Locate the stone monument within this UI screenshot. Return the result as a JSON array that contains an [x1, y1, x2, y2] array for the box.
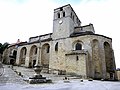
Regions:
[[29, 64, 52, 84]]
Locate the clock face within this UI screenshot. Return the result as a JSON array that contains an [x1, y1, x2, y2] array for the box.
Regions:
[[59, 20, 63, 24]]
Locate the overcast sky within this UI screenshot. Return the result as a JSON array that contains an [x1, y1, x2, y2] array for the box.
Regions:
[[0, 0, 120, 68]]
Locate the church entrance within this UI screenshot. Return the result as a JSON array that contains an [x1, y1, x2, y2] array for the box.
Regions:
[[110, 72, 114, 80], [10, 59, 15, 65]]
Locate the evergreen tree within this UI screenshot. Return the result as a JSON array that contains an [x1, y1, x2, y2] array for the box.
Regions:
[[0, 42, 9, 54]]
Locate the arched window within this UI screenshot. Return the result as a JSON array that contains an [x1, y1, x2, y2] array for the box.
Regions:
[[24, 48, 27, 55], [73, 15, 74, 21], [13, 50, 17, 59], [13, 50, 17, 56], [35, 47, 37, 54], [63, 11, 65, 17], [47, 45, 50, 53], [55, 42, 58, 51], [71, 12, 72, 18], [75, 43, 82, 50], [57, 13, 60, 18]]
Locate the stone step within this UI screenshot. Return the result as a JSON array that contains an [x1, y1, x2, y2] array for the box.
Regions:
[[41, 68, 49, 73], [0, 65, 28, 85]]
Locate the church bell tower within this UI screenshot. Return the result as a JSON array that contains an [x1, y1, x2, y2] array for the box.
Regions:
[[52, 4, 81, 39]]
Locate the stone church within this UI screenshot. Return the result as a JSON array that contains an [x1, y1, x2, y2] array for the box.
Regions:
[[2, 4, 117, 80]]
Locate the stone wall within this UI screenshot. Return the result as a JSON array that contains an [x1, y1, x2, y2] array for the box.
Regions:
[[65, 50, 88, 77], [2, 46, 17, 64], [14, 33, 116, 80], [117, 71, 120, 80], [49, 34, 116, 79]]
